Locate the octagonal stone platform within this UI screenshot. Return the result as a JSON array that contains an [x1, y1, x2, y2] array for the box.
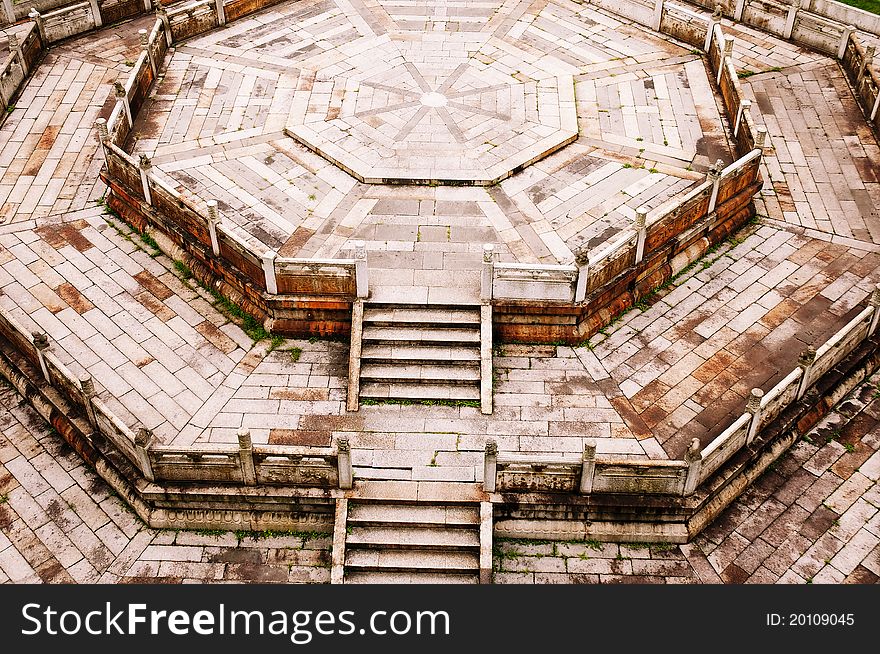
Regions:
[[283, 36, 578, 185]]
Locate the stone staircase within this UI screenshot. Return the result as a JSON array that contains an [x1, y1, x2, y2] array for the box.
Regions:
[[347, 301, 492, 413], [338, 499, 487, 583]]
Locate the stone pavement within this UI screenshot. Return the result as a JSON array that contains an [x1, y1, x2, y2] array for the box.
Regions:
[[130, 0, 724, 284], [493, 372, 880, 584], [0, 380, 330, 583], [0, 1, 879, 583]]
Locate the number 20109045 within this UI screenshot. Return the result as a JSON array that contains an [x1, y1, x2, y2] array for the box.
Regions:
[[766, 614, 855, 626]]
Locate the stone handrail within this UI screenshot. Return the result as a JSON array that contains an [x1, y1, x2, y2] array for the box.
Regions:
[[484, 285, 880, 496], [0, 304, 353, 489]]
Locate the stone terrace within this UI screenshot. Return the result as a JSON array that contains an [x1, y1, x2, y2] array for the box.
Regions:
[[0, 3, 880, 552], [128, 0, 728, 299], [0, 2, 878, 478]]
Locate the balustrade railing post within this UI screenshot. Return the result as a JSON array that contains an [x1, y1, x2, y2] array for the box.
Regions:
[[651, 0, 663, 31], [707, 159, 723, 215], [733, 0, 745, 22], [754, 125, 767, 152], [114, 81, 132, 128], [140, 29, 156, 77], [237, 427, 256, 486], [483, 440, 498, 492], [337, 437, 353, 490], [573, 247, 589, 304], [783, 0, 801, 41], [353, 240, 368, 299], [2, 0, 14, 27], [157, 5, 173, 48], [869, 284, 880, 337], [32, 331, 50, 383], [88, 0, 102, 28], [262, 250, 278, 294], [796, 345, 816, 400], [135, 428, 155, 482], [718, 36, 734, 86], [138, 155, 153, 206], [94, 118, 109, 166], [634, 208, 647, 265], [481, 243, 495, 302], [207, 199, 221, 256], [683, 438, 703, 496], [705, 6, 722, 53], [746, 388, 764, 445], [7, 33, 27, 77], [838, 25, 855, 60], [734, 99, 751, 138], [79, 374, 98, 429], [579, 439, 596, 494], [28, 9, 47, 45], [215, 0, 226, 26]]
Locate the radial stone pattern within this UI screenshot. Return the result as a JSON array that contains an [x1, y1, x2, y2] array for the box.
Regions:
[[283, 35, 578, 185], [131, 0, 725, 261]]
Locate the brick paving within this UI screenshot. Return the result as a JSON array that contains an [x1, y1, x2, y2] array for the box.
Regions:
[[0, 380, 331, 583], [493, 372, 880, 584], [0, 2, 879, 583], [129, 0, 726, 274]]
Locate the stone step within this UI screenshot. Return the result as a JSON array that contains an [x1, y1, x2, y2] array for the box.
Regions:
[[363, 306, 480, 328], [345, 549, 479, 573], [360, 343, 480, 363], [360, 362, 481, 384], [346, 525, 481, 550], [344, 570, 479, 584], [347, 502, 480, 527], [360, 381, 480, 401], [361, 325, 480, 344]]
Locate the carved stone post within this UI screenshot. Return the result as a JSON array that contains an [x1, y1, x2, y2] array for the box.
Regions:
[[353, 240, 368, 299], [783, 0, 801, 41], [838, 25, 855, 60], [7, 33, 27, 76], [237, 428, 256, 486], [869, 284, 880, 337], [215, 0, 226, 26], [634, 207, 647, 265], [707, 158, 723, 215], [734, 98, 751, 138], [481, 243, 495, 302], [718, 36, 734, 85], [94, 118, 109, 166], [733, 0, 745, 22], [207, 199, 221, 256], [79, 374, 98, 429], [114, 81, 132, 128], [580, 439, 596, 494], [573, 247, 590, 304], [28, 9, 47, 45], [138, 154, 153, 206], [705, 5, 721, 53], [140, 29, 155, 77], [135, 428, 155, 482], [156, 5, 173, 47], [337, 437, 353, 490], [261, 250, 278, 294], [746, 388, 764, 445], [796, 345, 816, 400], [483, 439, 497, 493], [755, 125, 767, 151], [88, 0, 102, 28], [32, 331, 50, 383], [683, 438, 703, 496], [2, 0, 14, 27], [651, 0, 663, 31]]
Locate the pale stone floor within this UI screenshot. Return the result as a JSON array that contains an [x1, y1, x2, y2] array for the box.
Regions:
[[0, 3, 880, 582]]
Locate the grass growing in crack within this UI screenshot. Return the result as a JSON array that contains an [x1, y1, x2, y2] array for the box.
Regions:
[[205, 286, 270, 342], [360, 398, 480, 408], [234, 529, 326, 542], [0, 494, 7, 504], [173, 260, 193, 280]]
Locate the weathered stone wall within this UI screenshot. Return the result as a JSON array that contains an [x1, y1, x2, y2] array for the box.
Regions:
[[841, 33, 880, 133]]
